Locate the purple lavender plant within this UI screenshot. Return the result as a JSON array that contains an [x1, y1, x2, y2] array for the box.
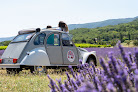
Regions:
[[47, 75, 57, 92], [0, 50, 5, 58], [48, 42, 138, 92]]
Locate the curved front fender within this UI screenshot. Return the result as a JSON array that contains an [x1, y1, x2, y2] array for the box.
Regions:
[[20, 47, 50, 66], [82, 51, 96, 64]]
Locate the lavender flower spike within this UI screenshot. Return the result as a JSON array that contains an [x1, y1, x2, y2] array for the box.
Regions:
[[134, 49, 138, 68], [47, 75, 56, 92]]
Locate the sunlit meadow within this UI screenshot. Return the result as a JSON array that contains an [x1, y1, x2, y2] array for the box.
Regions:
[[0, 70, 67, 92]]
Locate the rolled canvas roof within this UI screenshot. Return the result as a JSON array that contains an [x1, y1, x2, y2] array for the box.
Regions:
[[18, 28, 37, 35], [18, 27, 65, 35]]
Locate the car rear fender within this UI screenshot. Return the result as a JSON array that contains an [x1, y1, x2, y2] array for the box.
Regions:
[[20, 47, 50, 66]]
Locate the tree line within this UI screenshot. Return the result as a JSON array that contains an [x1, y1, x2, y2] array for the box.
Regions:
[[70, 18, 138, 46], [0, 41, 11, 46]]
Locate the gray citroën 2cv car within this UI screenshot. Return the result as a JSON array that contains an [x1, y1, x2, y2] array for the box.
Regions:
[[0, 28, 97, 74]]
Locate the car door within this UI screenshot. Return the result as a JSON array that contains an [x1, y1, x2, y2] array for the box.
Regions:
[[46, 32, 63, 65], [61, 33, 79, 65]]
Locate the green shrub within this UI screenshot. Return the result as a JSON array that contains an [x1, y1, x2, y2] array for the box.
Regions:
[[0, 44, 112, 50], [75, 43, 111, 48], [0, 46, 7, 50], [133, 40, 138, 46]]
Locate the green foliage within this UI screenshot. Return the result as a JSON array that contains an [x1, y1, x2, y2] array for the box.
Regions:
[[109, 40, 118, 46], [70, 19, 138, 45], [0, 46, 7, 50], [0, 41, 11, 46], [119, 32, 123, 42], [133, 40, 138, 46], [75, 43, 111, 48], [124, 40, 131, 46]]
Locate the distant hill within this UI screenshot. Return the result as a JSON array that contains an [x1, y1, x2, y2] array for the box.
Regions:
[[68, 16, 138, 30], [70, 18, 138, 45], [0, 37, 14, 42]]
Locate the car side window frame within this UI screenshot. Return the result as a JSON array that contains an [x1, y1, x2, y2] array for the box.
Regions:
[[34, 32, 46, 45], [61, 33, 75, 47], [46, 32, 61, 46]]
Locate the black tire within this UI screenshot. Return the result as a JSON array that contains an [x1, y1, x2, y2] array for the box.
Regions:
[[87, 57, 97, 66], [30, 66, 47, 74], [6, 68, 12, 74], [30, 66, 35, 74], [6, 68, 21, 74]]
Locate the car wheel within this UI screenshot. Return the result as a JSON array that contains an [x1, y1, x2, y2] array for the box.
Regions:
[[6, 68, 21, 74], [87, 57, 96, 66], [30, 66, 47, 74]]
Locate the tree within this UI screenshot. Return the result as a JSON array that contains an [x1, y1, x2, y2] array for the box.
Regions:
[[119, 33, 123, 43], [81, 38, 86, 43], [128, 32, 131, 40]]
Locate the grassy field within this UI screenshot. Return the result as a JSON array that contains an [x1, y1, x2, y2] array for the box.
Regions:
[[0, 70, 67, 92], [121, 41, 135, 47]]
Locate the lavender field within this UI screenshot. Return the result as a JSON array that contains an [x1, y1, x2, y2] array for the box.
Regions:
[[85, 47, 137, 58], [0, 44, 138, 91], [0, 47, 137, 59], [0, 50, 4, 58], [48, 43, 138, 92]]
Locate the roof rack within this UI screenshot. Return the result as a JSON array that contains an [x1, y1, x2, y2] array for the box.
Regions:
[[18, 28, 40, 35]]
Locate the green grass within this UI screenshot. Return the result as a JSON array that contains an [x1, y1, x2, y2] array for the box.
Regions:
[[75, 43, 111, 48], [0, 46, 7, 50], [121, 41, 134, 47], [0, 70, 67, 92]]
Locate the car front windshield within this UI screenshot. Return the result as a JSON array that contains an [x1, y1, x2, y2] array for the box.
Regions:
[[12, 33, 34, 42]]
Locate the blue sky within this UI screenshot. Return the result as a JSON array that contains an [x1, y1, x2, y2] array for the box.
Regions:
[[0, 0, 138, 37]]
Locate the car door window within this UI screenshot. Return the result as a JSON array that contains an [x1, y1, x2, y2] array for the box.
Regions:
[[62, 33, 73, 46], [34, 33, 46, 45], [47, 33, 60, 46]]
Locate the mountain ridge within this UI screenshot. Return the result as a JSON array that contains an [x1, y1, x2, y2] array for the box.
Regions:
[[0, 37, 14, 42], [68, 16, 138, 30]]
